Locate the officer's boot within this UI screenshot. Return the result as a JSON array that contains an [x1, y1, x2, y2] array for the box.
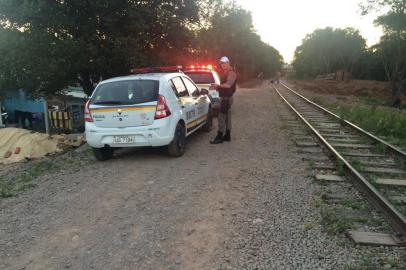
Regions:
[[223, 130, 231, 142], [210, 131, 224, 144]]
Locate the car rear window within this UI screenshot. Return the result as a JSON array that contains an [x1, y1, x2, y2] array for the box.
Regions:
[[184, 71, 215, 84], [91, 80, 159, 105]]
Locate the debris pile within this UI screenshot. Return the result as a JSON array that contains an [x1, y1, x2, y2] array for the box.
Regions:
[[0, 128, 85, 164]]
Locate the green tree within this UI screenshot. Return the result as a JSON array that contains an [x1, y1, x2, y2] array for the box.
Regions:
[[0, 0, 200, 96], [361, 0, 406, 103], [293, 27, 367, 79], [197, 6, 283, 79]]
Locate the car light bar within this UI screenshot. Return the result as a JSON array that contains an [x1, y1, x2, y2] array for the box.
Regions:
[[186, 64, 214, 70], [131, 65, 183, 74]]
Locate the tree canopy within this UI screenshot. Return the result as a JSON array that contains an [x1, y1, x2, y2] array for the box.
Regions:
[[0, 0, 200, 96], [197, 6, 283, 79], [0, 0, 284, 97], [292, 27, 367, 79], [361, 0, 406, 101]]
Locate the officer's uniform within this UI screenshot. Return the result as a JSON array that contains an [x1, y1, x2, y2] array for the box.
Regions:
[[217, 70, 237, 135], [211, 65, 237, 144]]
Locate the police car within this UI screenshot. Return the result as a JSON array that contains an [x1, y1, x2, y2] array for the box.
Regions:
[[183, 65, 221, 114], [85, 67, 212, 161]]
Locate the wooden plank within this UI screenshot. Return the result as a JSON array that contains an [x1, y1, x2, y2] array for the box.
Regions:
[[359, 161, 396, 167], [296, 141, 318, 147], [328, 139, 360, 144], [347, 231, 400, 246], [336, 209, 371, 220], [314, 123, 341, 128], [341, 152, 385, 158], [307, 118, 331, 121], [312, 164, 335, 170], [298, 148, 323, 154], [375, 178, 406, 187], [321, 193, 347, 201], [286, 123, 303, 127], [331, 143, 374, 149], [302, 156, 330, 162], [295, 136, 313, 140], [314, 174, 344, 182], [322, 134, 359, 138], [364, 167, 406, 174], [319, 129, 342, 134]]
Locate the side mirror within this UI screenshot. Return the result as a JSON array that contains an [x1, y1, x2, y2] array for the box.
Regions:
[[200, 88, 209, 95]]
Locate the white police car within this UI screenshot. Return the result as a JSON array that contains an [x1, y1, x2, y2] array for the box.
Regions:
[[183, 65, 221, 114], [85, 67, 212, 160]]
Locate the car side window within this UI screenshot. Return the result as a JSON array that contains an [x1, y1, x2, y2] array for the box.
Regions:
[[170, 77, 189, 98], [182, 77, 199, 96]]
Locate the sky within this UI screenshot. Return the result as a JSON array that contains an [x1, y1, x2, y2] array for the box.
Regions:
[[236, 0, 383, 63]]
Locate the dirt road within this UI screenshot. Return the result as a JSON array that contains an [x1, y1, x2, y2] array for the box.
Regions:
[[2, 84, 400, 269]]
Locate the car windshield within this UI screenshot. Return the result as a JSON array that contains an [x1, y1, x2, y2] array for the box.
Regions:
[[91, 80, 159, 105], [184, 72, 215, 84]]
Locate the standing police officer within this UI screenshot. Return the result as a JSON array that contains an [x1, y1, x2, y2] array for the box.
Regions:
[[210, 56, 237, 144]]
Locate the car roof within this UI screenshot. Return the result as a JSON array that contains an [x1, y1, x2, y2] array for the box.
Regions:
[[99, 73, 185, 85]]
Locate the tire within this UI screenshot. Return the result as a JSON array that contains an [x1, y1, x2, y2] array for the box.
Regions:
[[92, 147, 114, 161], [212, 108, 219, 117], [201, 109, 213, 132], [168, 123, 186, 157]]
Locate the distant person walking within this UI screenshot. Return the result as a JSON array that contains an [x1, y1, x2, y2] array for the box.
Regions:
[[210, 56, 237, 144], [275, 71, 282, 85]]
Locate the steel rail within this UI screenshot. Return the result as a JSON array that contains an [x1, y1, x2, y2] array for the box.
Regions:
[[274, 84, 406, 243], [280, 82, 406, 158]]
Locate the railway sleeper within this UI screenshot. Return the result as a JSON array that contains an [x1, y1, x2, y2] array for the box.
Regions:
[[364, 167, 406, 174], [296, 141, 318, 147], [347, 231, 403, 246], [375, 178, 406, 187], [322, 133, 360, 139], [311, 163, 336, 170], [314, 174, 344, 182], [327, 138, 360, 144], [331, 143, 374, 149], [392, 196, 406, 205], [341, 152, 386, 158], [298, 148, 323, 154]]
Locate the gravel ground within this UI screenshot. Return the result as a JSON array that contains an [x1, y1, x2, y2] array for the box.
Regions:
[[0, 83, 405, 270]]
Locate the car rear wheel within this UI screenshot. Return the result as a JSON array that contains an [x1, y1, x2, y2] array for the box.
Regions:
[[168, 123, 186, 157], [92, 147, 114, 161], [201, 109, 213, 132]]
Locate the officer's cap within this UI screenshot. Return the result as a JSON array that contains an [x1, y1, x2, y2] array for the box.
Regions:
[[219, 56, 230, 63]]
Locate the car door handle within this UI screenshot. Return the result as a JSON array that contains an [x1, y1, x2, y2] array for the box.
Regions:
[[194, 103, 198, 105], [181, 105, 186, 109]]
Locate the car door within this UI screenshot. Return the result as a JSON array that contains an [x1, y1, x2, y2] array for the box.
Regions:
[[181, 76, 208, 131], [169, 77, 197, 133]]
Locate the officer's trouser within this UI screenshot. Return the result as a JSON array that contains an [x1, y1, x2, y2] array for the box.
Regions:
[[218, 96, 233, 134]]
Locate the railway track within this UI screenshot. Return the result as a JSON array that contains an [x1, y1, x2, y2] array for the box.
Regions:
[[274, 81, 406, 245]]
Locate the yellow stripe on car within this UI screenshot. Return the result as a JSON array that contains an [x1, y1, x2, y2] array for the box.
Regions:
[[187, 115, 208, 129]]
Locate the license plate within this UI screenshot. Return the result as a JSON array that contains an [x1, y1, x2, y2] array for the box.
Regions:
[[112, 135, 136, 144]]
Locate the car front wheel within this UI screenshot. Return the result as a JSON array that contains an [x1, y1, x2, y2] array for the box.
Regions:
[[168, 123, 186, 157]]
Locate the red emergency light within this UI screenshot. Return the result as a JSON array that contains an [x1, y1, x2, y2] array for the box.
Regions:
[[130, 65, 183, 74], [186, 64, 214, 70]]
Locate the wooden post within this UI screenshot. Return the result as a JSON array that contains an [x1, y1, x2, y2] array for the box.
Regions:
[[43, 99, 50, 135], [0, 101, 4, 127]]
